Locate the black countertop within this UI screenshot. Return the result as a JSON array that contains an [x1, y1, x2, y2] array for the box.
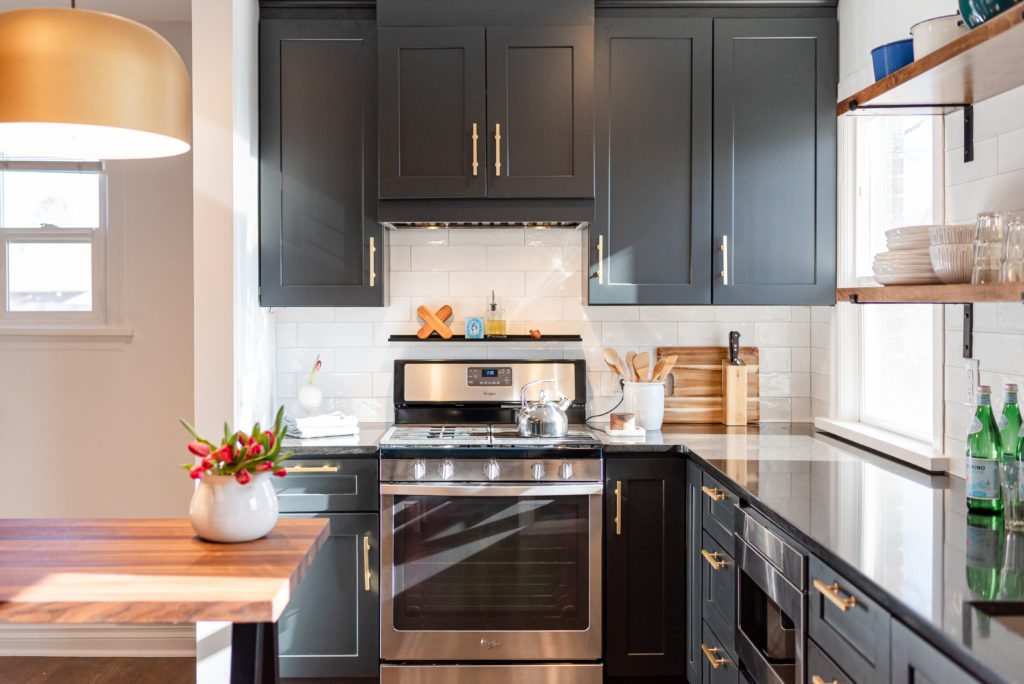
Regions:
[[282, 423, 389, 456]]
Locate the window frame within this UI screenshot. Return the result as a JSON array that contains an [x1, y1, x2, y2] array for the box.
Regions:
[[826, 115, 946, 459], [0, 160, 128, 338]]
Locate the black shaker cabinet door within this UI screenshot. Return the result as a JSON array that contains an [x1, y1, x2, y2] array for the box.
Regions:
[[604, 457, 686, 678], [378, 27, 487, 199], [485, 25, 594, 199], [712, 18, 837, 305], [890, 620, 978, 684], [589, 18, 713, 305], [685, 461, 704, 684], [259, 19, 382, 307], [278, 512, 379, 679]]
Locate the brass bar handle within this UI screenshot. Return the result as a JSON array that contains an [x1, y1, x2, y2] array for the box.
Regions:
[[701, 549, 728, 570], [285, 465, 340, 473], [720, 235, 728, 285], [701, 643, 726, 669], [614, 480, 622, 535], [494, 123, 501, 176], [812, 676, 838, 684], [596, 235, 604, 284], [363, 535, 371, 592], [814, 579, 857, 612], [369, 237, 376, 287], [471, 122, 479, 176], [701, 485, 725, 501]]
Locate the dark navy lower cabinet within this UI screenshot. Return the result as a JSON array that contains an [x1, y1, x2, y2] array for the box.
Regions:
[[686, 461, 704, 683], [890, 620, 977, 684], [604, 456, 686, 680], [259, 18, 384, 307]]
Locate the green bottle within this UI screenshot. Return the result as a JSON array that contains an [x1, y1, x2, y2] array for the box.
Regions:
[[997, 529, 1024, 600], [998, 383, 1022, 462], [966, 385, 1003, 513], [966, 511, 1004, 601]]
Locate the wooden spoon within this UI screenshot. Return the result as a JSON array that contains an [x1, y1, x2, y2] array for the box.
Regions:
[[633, 351, 650, 383], [603, 347, 630, 382], [652, 355, 677, 383], [625, 351, 638, 381]]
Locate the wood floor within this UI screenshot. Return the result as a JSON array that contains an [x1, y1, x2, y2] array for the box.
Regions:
[[0, 657, 195, 684]]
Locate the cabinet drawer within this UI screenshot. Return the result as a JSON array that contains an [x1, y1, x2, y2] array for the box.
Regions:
[[701, 620, 739, 684], [701, 530, 736, 658], [807, 638, 855, 684], [274, 458, 378, 512], [890, 619, 977, 684], [701, 470, 739, 549], [808, 556, 890, 684]]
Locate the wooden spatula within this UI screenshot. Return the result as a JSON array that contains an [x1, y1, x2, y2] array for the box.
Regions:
[[633, 351, 650, 382], [603, 348, 630, 382], [651, 355, 677, 383], [625, 351, 638, 381]]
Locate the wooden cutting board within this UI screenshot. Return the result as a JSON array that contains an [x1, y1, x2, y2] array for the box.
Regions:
[[657, 346, 759, 423]]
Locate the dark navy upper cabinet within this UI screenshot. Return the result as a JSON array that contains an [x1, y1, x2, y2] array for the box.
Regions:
[[378, 25, 594, 200], [712, 18, 837, 306], [589, 18, 713, 305], [259, 19, 383, 307], [378, 27, 487, 199], [486, 26, 594, 198]]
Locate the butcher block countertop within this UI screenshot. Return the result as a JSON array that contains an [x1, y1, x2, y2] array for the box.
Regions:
[[0, 518, 328, 625]]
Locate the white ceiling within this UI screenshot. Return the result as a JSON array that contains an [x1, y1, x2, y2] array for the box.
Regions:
[[0, 0, 191, 22]]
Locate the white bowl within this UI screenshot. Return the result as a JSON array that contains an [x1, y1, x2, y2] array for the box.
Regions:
[[929, 243, 974, 283], [885, 225, 933, 240], [928, 223, 975, 245]]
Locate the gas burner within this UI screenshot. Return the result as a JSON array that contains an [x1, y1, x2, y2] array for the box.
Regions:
[[380, 424, 600, 449]]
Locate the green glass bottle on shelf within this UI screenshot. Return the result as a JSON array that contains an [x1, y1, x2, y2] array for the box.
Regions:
[[967, 385, 1003, 513], [967, 511, 1004, 601], [998, 383, 1022, 462]]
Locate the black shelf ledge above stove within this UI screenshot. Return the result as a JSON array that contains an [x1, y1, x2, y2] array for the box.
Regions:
[[388, 334, 583, 342]]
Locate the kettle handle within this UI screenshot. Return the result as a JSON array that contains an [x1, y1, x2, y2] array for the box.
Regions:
[[520, 378, 557, 409]]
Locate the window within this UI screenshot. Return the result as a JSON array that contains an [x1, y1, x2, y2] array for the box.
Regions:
[[0, 160, 109, 327], [832, 116, 943, 447]]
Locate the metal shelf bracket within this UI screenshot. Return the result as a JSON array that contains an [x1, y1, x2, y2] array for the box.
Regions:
[[847, 100, 974, 163], [963, 303, 973, 358]]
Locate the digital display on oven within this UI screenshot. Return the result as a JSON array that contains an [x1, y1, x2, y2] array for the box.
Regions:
[[467, 366, 512, 387]]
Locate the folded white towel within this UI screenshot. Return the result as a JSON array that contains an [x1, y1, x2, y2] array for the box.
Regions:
[[284, 411, 360, 438], [290, 425, 361, 439]]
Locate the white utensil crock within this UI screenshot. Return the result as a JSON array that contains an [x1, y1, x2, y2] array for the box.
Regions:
[[622, 382, 666, 431], [189, 472, 279, 543]]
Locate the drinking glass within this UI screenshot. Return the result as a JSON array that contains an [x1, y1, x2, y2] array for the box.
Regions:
[[972, 212, 1005, 284], [1002, 210, 1024, 282], [1001, 460, 1024, 530]]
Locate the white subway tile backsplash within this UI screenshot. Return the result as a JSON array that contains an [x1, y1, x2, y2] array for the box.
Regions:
[[565, 302, 639, 321], [276, 373, 296, 398], [388, 229, 448, 246], [523, 271, 582, 297], [714, 306, 791, 322], [449, 229, 524, 246], [297, 322, 373, 348], [277, 347, 333, 373], [489, 245, 567, 271], [810, 306, 832, 324], [791, 349, 810, 373], [320, 373, 373, 398], [276, 307, 334, 323], [411, 245, 487, 272], [759, 348, 792, 373], [525, 229, 583, 247], [277, 323, 297, 348], [390, 271, 450, 296], [677, 321, 755, 347], [388, 246, 411, 271], [754, 321, 810, 348], [602, 322, 678, 347], [450, 271, 525, 297], [639, 306, 715, 322]]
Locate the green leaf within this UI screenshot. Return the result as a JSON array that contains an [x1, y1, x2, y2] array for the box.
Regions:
[[179, 418, 215, 448], [273, 405, 285, 434]]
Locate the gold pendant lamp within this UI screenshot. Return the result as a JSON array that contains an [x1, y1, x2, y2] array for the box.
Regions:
[[0, 2, 190, 160]]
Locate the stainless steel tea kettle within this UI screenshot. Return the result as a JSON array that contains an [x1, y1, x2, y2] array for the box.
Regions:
[[517, 378, 572, 438]]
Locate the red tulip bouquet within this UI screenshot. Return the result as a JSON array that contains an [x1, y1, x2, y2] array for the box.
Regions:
[[180, 406, 292, 484]]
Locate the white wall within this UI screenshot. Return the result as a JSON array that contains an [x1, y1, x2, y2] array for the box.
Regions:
[[0, 20, 194, 519], [275, 229, 829, 423]]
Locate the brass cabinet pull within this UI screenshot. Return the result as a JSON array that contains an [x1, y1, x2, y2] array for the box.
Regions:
[[369, 236, 376, 287], [720, 235, 728, 285], [471, 122, 479, 176], [596, 235, 604, 284], [285, 464, 340, 473], [701, 643, 726, 669], [363, 535, 371, 592], [814, 579, 857, 612], [614, 480, 622, 535], [701, 485, 726, 501], [812, 676, 838, 684], [494, 123, 501, 176], [701, 549, 728, 570]]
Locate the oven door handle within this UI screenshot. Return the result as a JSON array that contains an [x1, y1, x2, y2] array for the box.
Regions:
[[380, 483, 603, 497]]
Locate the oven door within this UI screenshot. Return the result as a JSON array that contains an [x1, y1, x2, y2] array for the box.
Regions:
[[380, 483, 602, 662]]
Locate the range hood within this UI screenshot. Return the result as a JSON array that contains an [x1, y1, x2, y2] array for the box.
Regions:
[[376, 0, 595, 227]]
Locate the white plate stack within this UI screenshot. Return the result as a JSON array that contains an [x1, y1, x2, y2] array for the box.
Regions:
[[873, 226, 942, 285]]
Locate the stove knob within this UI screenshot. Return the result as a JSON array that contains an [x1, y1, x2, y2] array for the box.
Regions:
[[559, 462, 574, 480], [438, 459, 455, 481], [531, 462, 546, 481], [484, 460, 501, 481], [411, 459, 427, 481]]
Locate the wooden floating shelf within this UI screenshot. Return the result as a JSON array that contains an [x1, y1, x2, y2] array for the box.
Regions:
[[837, 282, 1024, 304], [388, 334, 583, 342], [837, 5, 1024, 116]]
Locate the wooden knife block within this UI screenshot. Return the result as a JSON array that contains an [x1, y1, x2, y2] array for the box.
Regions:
[[721, 361, 748, 426]]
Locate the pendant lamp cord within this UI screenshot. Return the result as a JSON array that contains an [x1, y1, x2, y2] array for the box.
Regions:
[[70, 0, 75, 8]]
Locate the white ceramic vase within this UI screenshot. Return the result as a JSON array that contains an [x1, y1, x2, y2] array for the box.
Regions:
[[298, 383, 323, 415], [189, 472, 279, 543]]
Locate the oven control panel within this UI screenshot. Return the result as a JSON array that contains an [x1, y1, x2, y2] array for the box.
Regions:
[[466, 366, 513, 387]]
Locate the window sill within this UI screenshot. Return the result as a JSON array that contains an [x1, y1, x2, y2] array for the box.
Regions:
[[0, 326, 134, 343], [814, 417, 950, 473]]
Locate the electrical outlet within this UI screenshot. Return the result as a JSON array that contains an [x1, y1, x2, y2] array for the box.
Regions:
[[964, 358, 980, 406]]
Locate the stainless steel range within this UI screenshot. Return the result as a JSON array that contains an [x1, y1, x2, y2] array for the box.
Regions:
[[379, 360, 603, 684]]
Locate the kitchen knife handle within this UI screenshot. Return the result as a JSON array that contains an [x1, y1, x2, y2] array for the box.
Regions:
[[720, 235, 728, 285], [471, 122, 479, 176], [729, 330, 740, 365]]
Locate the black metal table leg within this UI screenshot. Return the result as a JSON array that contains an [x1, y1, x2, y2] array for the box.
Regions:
[[231, 622, 280, 684]]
